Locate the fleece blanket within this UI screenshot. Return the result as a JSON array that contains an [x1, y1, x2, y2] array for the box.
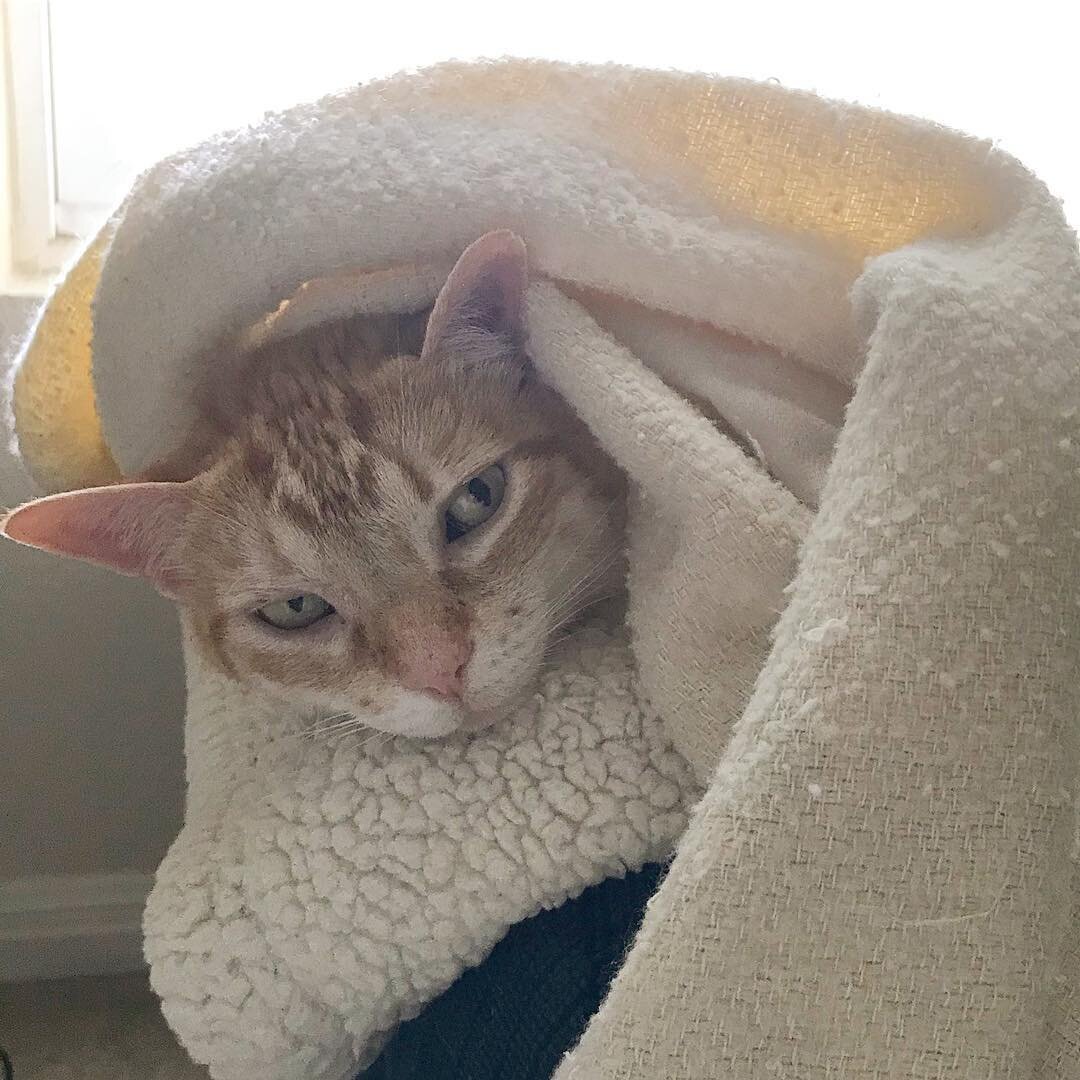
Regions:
[[9, 60, 1080, 1079]]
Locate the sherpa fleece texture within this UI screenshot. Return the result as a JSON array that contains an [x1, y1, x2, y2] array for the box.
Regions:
[[10, 59, 1080, 1079], [146, 622, 695, 1080]]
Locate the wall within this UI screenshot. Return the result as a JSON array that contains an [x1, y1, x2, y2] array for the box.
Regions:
[[0, 299, 188, 979], [0, 5, 187, 980]]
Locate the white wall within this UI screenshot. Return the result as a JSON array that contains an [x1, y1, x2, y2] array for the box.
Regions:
[[0, 286, 187, 981], [0, 8, 187, 979]]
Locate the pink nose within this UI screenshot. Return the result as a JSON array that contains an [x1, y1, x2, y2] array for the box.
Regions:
[[395, 636, 474, 701]]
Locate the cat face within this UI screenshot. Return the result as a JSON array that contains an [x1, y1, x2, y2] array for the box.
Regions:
[[3, 232, 626, 737], [178, 332, 624, 736]]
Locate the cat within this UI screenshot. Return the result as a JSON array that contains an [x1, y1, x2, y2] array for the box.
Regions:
[[2, 231, 627, 738]]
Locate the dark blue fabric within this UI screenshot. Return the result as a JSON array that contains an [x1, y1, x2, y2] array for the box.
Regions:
[[358, 862, 666, 1080]]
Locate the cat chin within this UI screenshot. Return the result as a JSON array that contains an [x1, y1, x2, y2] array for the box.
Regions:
[[363, 691, 464, 739], [358, 690, 522, 739]]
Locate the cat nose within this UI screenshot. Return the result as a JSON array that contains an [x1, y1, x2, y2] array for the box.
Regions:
[[396, 635, 474, 701]]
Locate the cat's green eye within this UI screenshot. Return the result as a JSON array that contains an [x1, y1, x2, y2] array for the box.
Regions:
[[445, 464, 506, 542], [255, 593, 335, 630]]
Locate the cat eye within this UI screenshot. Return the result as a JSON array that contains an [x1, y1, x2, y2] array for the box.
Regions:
[[255, 593, 336, 630], [445, 464, 506, 542]]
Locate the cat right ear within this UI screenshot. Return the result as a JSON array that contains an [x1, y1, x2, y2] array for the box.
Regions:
[[1, 482, 193, 598], [421, 230, 528, 369]]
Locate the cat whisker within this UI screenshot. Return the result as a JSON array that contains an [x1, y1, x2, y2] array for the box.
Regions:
[[536, 611, 619, 675], [538, 548, 617, 625], [357, 729, 394, 754], [304, 711, 362, 740], [301, 708, 407, 750], [547, 591, 623, 639], [554, 499, 619, 572], [509, 504, 617, 635], [541, 621, 603, 657], [545, 591, 621, 644], [309, 711, 353, 729], [542, 545, 624, 628], [316, 711, 352, 725]]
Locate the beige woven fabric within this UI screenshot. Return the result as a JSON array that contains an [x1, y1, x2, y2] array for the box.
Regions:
[[553, 190, 1080, 1078]]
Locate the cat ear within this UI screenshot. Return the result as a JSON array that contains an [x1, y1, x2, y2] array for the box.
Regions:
[[421, 230, 528, 368], [1, 482, 193, 597]]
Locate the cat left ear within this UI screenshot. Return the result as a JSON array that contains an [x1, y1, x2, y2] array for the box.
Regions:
[[421, 230, 528, 369], [1, 482, 193, 597]]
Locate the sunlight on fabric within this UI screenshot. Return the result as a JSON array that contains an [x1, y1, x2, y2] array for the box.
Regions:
[[49, 0, 1078, 227]]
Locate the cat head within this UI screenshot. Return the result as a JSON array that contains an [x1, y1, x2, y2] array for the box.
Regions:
[[3, 231, 626, 737]]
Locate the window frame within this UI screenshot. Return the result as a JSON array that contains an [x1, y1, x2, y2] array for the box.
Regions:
[[5, 0, 82, 277]]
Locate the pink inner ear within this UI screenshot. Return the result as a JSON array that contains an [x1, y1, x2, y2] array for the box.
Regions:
[[1, 482, 193, 597], [421, 230, 528, 361]]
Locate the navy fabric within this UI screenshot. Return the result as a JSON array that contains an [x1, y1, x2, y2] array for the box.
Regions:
[[359, 862, 667, 1080]]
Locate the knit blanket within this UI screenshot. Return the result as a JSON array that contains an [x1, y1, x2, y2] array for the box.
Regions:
[[9, 60, 1080, 1079]]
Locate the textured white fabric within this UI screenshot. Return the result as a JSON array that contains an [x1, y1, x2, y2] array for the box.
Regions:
[[58, 58, 1079, 1079], [145, 621, 698, 1079], [554, 169, 1080, 1080], [88, 69, 855, 506]]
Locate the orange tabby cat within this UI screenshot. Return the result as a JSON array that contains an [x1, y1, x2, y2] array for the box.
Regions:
[[2, 232, 626, 737]]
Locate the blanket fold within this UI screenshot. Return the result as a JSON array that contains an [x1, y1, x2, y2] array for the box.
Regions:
[[9, 59, 1079, 1079]]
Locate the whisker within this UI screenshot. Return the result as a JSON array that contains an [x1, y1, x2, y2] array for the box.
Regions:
[[358, 729, 394, 755], [548, 591, 623, 636], [304, 711, 369, 741], [542, 545, 625, 628], [539, 545, 618, 624], [542, 621, 604, 657], [548, 592, 624, 641], [555, 499, 619, 571], [300, 704, 408, 750], [306, 711, 354, 733], [312, 711, 352, 726]]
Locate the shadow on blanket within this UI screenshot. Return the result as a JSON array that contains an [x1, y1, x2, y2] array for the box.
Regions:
[[360, 862, 667, 1080]]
